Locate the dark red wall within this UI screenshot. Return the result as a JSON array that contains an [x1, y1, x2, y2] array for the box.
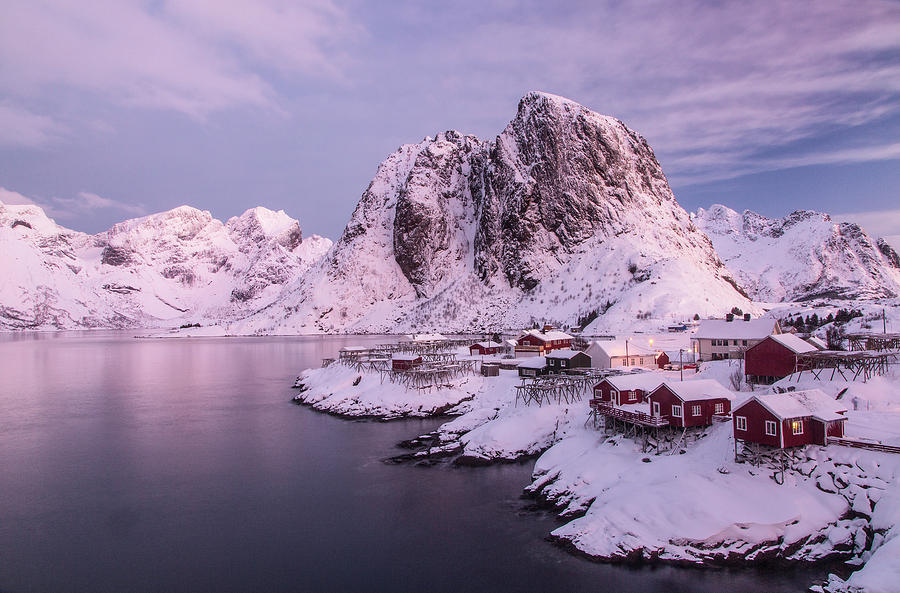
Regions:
[[744, 337, 801, 380], [470, 344, 500, 355], [733, 399, 782, 447], [649, 385, 729, 427], [592, 380, 646, 405], [656, 352, 670, 369]]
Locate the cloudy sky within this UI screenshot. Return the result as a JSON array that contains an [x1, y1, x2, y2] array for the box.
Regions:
[[2, 0, 899, 244]]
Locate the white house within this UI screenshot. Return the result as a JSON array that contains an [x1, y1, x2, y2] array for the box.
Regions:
[[585, 339, 658, 369], [691, 318, 780, 361]]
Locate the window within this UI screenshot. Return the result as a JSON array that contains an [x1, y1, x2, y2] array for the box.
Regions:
[[652, 402, 660, 416], [765, 420, 777, 436], [561, 360, 567, 368], [692, 405, 702, 416], [736, 416, 747, 431], [672, 405, 682, 418], [714, 402, 724, 414], [742, 340, 748, 346], [792, 420, 804, 435]]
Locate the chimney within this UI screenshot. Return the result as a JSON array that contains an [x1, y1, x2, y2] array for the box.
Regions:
[[725, 313, 734, 322]]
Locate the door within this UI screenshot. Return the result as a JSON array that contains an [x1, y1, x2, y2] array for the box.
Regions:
[[652, 401, 660, 417]]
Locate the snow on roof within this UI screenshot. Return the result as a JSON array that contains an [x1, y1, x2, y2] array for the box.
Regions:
[[746, 389, 848, 422], [472, 341, 502, 348], [546, 348, 587, 360], [591, 339, 655, 358], [806, 336, 827, 349], [658, 379, 734, 401], [601, 373, 664, 392], [694, 318, 778, 340], [340, 346, 369, 352], [518, 328, 573, 342], [392, 353, 422, 361], [768, 333, 819, 354], [518, 356, 547, 369], [410, 333, 447, 342]]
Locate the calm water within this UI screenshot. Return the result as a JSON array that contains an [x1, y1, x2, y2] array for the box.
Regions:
[[0, 332, 828, 593]]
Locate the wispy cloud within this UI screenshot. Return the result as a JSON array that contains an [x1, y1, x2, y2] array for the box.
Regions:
[[834, 208, 900, 240], [0, 186, 146, 221], [379, 0, 900, 184], [0, 102, 64, 148], [0, 0, 357, 119]]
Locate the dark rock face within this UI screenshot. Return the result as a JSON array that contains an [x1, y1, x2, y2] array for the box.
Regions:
[[386, 92, 698, 296], [877, 238, 900, 269], [101, 245, 133, 266]]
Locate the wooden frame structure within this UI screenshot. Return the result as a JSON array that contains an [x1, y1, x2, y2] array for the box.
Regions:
[[846, 332, 900, 352], [793, 350, 898, 382], [515, 375, 588, 407]]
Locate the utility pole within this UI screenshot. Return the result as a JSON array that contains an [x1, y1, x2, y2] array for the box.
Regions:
[[884, 309, 887, 334], [679, 348, 684, 381]]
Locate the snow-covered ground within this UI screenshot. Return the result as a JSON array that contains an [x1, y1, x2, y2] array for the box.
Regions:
[[296, 352, 900, 590]]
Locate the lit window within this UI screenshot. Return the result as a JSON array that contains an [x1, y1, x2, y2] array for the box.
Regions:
[[765, 420, 777, 436], [672, 405, 682, 418], [736, 416, 747, 431], [692, 405, 701, 416], [792, 420, 803, 435]]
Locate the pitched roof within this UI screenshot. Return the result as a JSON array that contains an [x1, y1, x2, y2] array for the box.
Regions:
[[472, 341, 502, 348], [694, 318, 778, 340], [657, 379, 735, 401], [589, 339, 655, 358], [518, 356, 547, 369], [546, 348, 589, 360], [806, 336, 827, 349], [743, 389, 848, 422], [768, 333, 819, 354], [601, 373, 665, 392], [410, 333, 447, 342], [518, 329, 573, 342]]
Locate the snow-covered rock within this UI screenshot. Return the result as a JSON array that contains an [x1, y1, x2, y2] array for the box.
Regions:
[[235, 92, 754, 335], [0, 201, 330, 329], [694, 204, 900, 302]]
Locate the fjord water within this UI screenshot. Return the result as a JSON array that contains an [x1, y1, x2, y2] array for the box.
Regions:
[[0, 332, 825, 593]]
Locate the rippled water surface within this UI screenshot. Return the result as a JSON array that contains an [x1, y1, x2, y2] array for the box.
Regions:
[[0, 332, 828, 592]]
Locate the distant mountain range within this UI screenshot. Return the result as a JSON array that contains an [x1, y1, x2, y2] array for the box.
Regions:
[[2, 92, 898, 332]]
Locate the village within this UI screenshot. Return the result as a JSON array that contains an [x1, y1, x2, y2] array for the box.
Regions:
[[293, 313, 900, 590]]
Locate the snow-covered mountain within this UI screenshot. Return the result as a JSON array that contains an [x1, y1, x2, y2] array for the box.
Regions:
[[234, 92, 754, 334], [694, 204, 900, 302], [0, 202, 330, 329]]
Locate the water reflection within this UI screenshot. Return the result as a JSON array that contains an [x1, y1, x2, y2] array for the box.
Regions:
[[0, 332, 826, 593]]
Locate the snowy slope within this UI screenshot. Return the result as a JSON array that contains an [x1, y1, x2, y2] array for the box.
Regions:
[[0, 201, 331, 329], [235, 92, 754, 335], [694, 204, 900, 302]]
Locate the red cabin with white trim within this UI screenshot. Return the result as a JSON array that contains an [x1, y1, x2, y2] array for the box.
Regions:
[[470, 341, 502, 356], [732, 389, 847, 448], [744, 334, 820, 384], [647, 379, 734, 427], [592, 374, 663, 407]]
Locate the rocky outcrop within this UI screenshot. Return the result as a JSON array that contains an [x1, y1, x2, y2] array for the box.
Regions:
[[0, 201, 331, 330], [695, 204, 900, 301], [237, 92, 752, 334]]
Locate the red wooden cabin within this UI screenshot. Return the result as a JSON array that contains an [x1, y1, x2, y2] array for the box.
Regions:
[[732, 389, 847, 448], [648, 379, 734, 428], [592, 374, 663, 407], [470, 341, 502, 356], [744, 334, 819, 385], [656, 352, 670, 369], [515, 329, 573, 355], [392, 354, 422, 371]]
